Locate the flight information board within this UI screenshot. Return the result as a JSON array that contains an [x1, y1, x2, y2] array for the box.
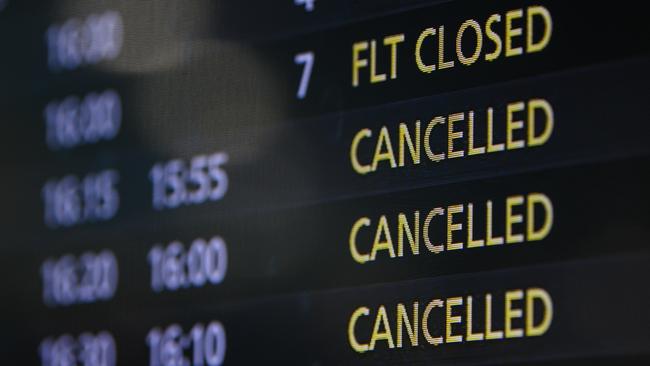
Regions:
[[1, 0, 650, 364]]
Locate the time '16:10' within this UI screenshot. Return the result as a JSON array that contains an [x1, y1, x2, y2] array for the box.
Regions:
[[147, 322, 226, 366]]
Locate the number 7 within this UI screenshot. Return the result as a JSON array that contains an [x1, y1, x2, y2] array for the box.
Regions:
[[294, 51, 314, 100]]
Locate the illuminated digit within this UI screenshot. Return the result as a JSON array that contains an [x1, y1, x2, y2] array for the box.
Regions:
[[294, 0, 315, 12], [294, 51, 314, 99]]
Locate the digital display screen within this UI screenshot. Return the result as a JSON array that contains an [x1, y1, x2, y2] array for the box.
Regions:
[[2, 1, 650, 364]]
